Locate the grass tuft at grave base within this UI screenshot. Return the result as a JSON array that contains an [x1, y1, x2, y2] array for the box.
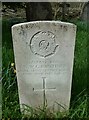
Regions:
[[2, 18, 88, 119]]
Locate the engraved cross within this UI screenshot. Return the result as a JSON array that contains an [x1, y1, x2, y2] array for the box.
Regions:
[[33, 77, 56, 107]]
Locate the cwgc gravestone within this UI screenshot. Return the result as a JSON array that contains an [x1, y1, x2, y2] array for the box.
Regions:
[[12, 21, 76, 112]]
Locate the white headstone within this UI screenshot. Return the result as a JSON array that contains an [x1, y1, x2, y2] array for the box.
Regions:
[[12, 21, 76, 112]]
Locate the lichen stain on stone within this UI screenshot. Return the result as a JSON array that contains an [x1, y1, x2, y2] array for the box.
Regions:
[[60, 25, 63, 28], [16, 27, 19, 31], [26, 42, 28, 45], [53, 23, 57, 27], [21, 25, 24, 29], [29, 24, 35, 28], [25, 24, 29, 28], [63, 26, 68, 31], [20, 25, 26, 35], [73, 26, 76, 31]]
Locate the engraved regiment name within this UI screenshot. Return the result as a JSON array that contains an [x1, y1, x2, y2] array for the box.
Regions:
[[17, 60, 67, 75]]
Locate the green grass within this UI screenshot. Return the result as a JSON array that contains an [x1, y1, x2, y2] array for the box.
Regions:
[[2, 19, 88, 119], [71, 21, 87, 99]]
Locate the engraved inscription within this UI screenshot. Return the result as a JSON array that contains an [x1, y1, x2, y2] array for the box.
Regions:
[[29, 31, 59, 58], [17, 60, 67, 75]]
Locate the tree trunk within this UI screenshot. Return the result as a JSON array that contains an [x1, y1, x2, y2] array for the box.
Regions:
[[25, 2, 53, 21]]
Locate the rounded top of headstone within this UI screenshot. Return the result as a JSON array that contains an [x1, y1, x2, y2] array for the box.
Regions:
[[12, 21, 76, 29]]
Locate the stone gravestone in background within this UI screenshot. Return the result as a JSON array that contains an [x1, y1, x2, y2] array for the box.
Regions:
[[12, 21, 76, 112], [81, 2, 89, 23]]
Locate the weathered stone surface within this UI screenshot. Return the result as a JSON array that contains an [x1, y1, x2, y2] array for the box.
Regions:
[[12, 21, 76, 112]]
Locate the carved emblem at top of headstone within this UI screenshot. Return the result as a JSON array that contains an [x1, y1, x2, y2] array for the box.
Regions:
[[30, 31, 59, 58]]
